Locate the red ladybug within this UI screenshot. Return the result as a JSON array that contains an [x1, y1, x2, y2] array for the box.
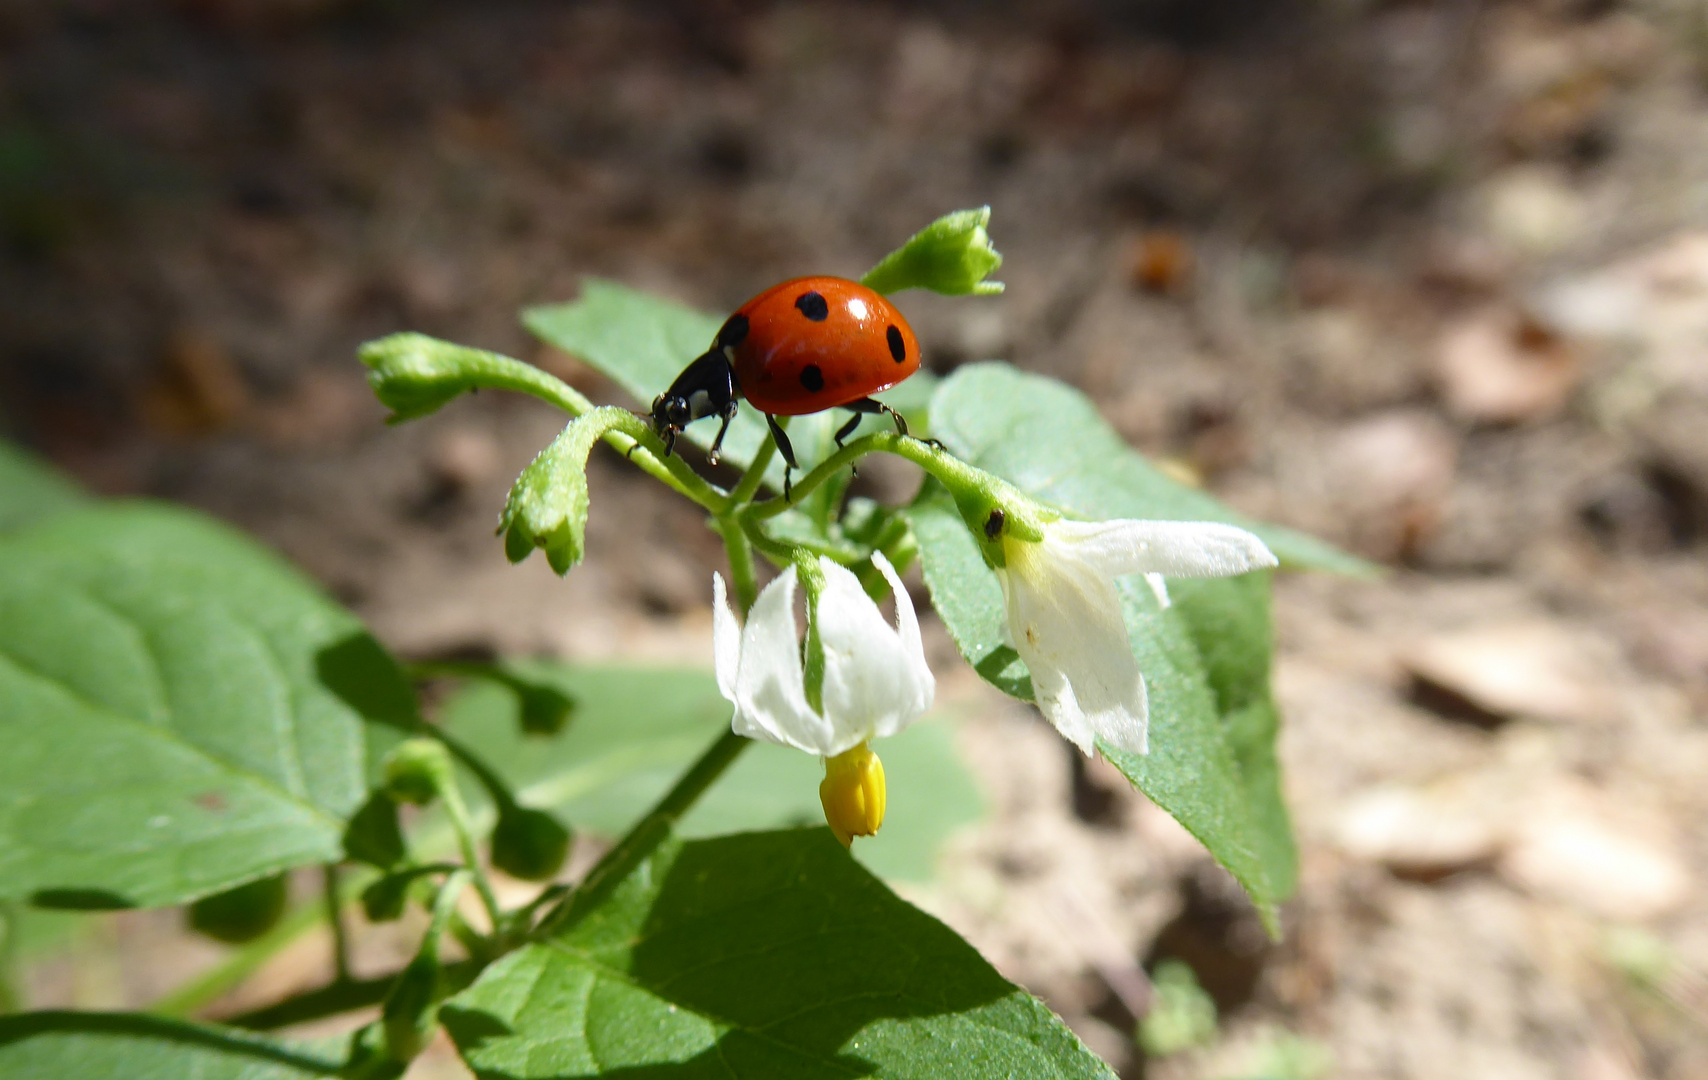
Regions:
[[650, 276, 922, 496]]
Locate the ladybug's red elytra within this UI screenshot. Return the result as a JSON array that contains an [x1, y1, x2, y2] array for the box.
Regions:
[[650, 276, 923, 497]]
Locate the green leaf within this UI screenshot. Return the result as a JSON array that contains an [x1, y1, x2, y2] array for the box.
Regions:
[[0, 503, 416, 910], [0, 440, 87, 535], [441, 828, 1115, 1080], [0, 1012, 344, 1079], [929, 362, 1370, 574], [500, 408, 635, 575], [523, 280, 934, 496], [908, 363, 1321, 926], [437, 662, 981, 882]]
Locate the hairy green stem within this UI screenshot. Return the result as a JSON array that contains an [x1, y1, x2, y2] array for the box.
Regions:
[[714, 518, 761, 614], [722, 429, 779, 512], [744, 432, 981, 522]]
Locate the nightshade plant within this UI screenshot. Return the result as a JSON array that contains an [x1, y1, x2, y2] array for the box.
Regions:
[[0, 209, 1362, 1078]]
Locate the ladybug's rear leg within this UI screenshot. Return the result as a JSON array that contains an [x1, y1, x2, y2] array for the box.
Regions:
[[765, 413, 799, 501], [842, 397, 942, 449]]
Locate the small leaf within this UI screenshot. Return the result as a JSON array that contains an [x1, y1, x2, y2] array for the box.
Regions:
[[860, 205, 1005, 296], [0, 1012, 344, 1079], [499, 407, 635, 575], [910, 362, 1327, 926], [0, 503, 417, 909], [0, 440, 87, 535], [441, 828, 1115, 1080], [437, 661, 981, 882]]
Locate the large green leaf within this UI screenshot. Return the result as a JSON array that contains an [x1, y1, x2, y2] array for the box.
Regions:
[[0, 440, 87, 535], [438, 662, 981, 882], [0, 503, 416, 909], [906, 363, 1326, 924], [907, 484, 1284, 925], [523, 280, 935, 494], [0, 1012, 344, 1079], [442, 828, 1116, 1080]]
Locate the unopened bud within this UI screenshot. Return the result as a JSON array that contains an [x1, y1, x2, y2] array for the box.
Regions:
[[860, 207, 1004, 297]]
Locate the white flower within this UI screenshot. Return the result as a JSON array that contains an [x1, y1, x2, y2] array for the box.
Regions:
[[713, 551, 933, 845], [996, 518, 1277, 758]]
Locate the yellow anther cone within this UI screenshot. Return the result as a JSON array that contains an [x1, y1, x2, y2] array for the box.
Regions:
[[819, 742, 886, 847]]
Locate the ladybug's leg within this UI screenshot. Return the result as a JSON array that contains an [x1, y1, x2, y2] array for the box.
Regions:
[[765, 413, 798, 501], [706, 401, 739, 466], [833, 410, 865, 448]]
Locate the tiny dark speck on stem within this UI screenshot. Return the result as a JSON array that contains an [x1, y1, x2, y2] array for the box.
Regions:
[[985, 509, 1005, 539]]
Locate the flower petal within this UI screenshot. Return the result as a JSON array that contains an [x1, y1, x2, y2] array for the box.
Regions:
[[732, 566, 836, 754], [1050, 519, 1278, 580], [1000, 538, 1149, 756], [711, 572, 740, 703], [816, 556, 933, 754]]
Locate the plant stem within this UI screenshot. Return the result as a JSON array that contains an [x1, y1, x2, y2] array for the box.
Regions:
[[713, 517, 760, 613], [723, 431, 778, 511], [225, 960, 484, 1031], [536, 729, 749, 940], [436, 780, 505, 935], [745, 431, 984, 522], [324, 865, 351, 984]]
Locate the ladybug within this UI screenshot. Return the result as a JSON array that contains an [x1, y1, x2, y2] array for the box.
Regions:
[[650, 276, 922, 497]]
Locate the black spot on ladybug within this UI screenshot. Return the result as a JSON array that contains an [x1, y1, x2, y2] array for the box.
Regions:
[[984, 508, 1005, 540], [799, 364, 825, 393], [886, 325, 906, 363], [717, 314, 749, 348], [795, 291, 829, 321]]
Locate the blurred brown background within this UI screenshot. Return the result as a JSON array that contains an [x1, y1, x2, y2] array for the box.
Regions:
[[3, 0, 1707, 1077]]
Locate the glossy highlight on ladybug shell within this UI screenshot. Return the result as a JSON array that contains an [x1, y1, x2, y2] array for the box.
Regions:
[[722, 276, 920, 416]]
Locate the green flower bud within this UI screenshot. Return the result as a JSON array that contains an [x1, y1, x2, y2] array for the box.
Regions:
[[490, 806, 572, 882], [187, 873, 289, 945], [358, 332, 587, 424], [501, 407, 639, 575], [382, 738, 454, 806], [860, 207, 1004, 297]]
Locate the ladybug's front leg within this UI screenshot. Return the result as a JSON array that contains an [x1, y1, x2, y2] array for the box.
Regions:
[[706, 401, 739, 466], [764, 413, 798, 501]]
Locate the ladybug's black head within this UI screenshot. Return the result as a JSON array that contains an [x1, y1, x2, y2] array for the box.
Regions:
[[650, 392, 692, 436], [649, 346, 740, 457]]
